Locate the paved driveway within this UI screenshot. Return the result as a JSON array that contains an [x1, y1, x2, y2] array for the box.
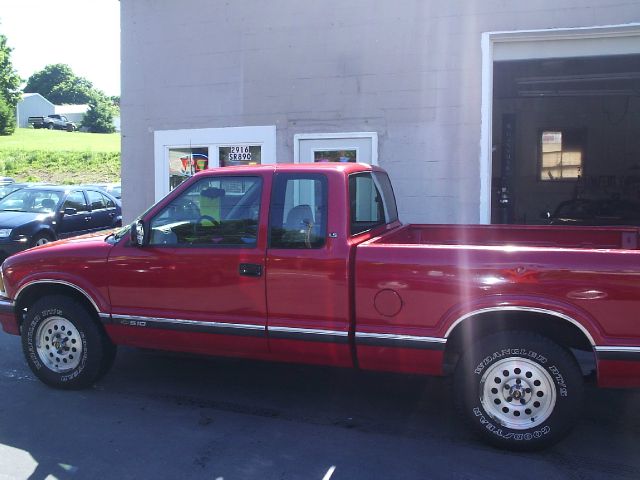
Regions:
[[0, 332, 639, 480]]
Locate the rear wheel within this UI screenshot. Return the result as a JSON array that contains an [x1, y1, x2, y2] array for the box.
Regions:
[[46, 123, 54, 130], [453, 331, 583, 450], [21, 295, 115, 389]]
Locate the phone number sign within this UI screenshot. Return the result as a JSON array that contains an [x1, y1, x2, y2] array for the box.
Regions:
[[228, 146, 252, 162]]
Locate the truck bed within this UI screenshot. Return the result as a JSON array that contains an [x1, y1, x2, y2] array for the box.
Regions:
[[369, 224, 640, 250], [353, 222, 640, 375]]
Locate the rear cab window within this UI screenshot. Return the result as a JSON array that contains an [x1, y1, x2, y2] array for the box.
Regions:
[[349, 171, 398, 236], [269, 173, 328, 249]]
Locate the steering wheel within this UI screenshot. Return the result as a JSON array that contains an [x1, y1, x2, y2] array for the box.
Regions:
[[191, 215, 219, 239], [196, 215, 219, 227]]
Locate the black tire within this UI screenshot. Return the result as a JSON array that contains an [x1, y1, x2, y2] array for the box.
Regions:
[[46, 123, 54, 130], [98, 334, 117, 379], [30, 232, 52, 248], [453, 331, 583, 451], [21, 295, 113, 389]]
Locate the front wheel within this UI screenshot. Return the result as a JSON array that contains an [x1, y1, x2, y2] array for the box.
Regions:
[[21, 295, 115, 389], [31, 232, 52, 248], [453, 331, 583, 451]]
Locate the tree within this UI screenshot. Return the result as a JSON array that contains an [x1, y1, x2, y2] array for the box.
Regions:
[[82, 97, 116, 133], [0, 94, 15, 135], [0, 34, 21, 135], [24, 64, 97, 105]]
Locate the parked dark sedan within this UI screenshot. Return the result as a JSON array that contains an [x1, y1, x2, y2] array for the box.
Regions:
[[0, 185, 122, 259], [83, 183, 122, 200]]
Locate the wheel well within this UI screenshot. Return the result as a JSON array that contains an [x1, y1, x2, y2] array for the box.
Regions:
[[15, 283, 99, 329], [443, 310, 595, 375], [34, 230, 55, 241]]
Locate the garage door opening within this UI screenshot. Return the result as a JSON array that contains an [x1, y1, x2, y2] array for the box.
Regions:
[[491, 54, 640, 226]]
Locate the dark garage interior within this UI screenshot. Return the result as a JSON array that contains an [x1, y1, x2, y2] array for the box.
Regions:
[[491, 54, 640, 225]]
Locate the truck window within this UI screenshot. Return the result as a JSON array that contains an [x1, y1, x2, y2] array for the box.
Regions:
[[149, 176, 262, 247], [349, 172, 398, 235], [269, 174, 327, 249]]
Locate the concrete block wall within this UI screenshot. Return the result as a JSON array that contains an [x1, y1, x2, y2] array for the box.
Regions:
[[121, 0, 640, 223]]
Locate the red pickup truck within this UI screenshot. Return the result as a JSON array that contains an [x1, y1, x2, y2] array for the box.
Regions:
[[0, 163, 639, 450]]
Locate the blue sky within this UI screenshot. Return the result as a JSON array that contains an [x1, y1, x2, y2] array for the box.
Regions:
[[0, 0, 120, 96]]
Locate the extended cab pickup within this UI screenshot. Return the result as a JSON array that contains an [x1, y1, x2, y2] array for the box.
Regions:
[[0, 163, 639, 450], [28, 114, 76, 131]]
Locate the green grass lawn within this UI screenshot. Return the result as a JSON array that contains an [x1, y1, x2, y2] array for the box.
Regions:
[[0, 127, 120, 152], [0, 128, 121, 184]]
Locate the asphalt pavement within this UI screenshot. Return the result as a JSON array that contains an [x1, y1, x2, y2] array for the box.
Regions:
[[0, 331, 639, 480]]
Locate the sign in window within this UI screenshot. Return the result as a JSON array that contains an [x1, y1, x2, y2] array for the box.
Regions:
[[169, 147, 209, 191], [219, 145, 261, 167]]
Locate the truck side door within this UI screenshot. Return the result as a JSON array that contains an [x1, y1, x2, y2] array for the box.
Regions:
[[107, 173, 270, 356], [266, 172, 352, 366]]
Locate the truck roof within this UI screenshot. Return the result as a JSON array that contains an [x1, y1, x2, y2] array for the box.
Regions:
[[193, 162, 383, 177]]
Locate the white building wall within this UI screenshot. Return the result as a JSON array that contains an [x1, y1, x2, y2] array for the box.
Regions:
[[120, 0, 640, 223], [16, 94, 54, 128]]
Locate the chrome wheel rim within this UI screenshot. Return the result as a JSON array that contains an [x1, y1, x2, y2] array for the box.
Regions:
[[36, 316, 82, 372], [480, 357, 556, 429], [35, 237, 49, 246]]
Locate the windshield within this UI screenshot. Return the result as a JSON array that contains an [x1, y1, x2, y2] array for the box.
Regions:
[[0, 185, 22, 199], [0, 189, 63, 213]]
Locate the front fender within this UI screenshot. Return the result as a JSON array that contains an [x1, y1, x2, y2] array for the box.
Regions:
[[13, 274, 109, 314]]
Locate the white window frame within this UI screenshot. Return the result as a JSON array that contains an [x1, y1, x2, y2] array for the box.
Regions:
[[480, 23, 640, 224], [293, 132, 378, 165], [311, 147, 361, 163], [154, 125, 276, 201]]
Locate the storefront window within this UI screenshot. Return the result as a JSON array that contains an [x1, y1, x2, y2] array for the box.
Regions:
[[169, 147, 209, 191], [219, 145, 261, 167], [313, 149, 357, 163]]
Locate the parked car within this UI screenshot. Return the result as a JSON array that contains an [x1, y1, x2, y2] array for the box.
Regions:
[[0, 183, 55, 199], [28, 114, 77, 132], [0, 177, 14, 185], [0, 185, 121, 259], [544, 197, 640, 226], [0, 185, 20, 199], [83, 183, 122, 200], [1, 164, 640, 451]]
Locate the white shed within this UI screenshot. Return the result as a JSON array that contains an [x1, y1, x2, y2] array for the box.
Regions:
[[54, 104, 89, 125], [16, 93, 54, 128]]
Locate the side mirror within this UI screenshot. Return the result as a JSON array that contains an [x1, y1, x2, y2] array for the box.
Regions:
[[130, 219, 147, 246], [540, 211, 551, 220], [63, 207, 77, 216]]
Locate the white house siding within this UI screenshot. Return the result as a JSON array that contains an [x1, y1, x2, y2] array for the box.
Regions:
[[16, 94, 54, 128], [120, 0, 640, 223]]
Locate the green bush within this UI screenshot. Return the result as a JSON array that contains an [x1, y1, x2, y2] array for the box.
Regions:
[[82, 98, 116, 133]]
